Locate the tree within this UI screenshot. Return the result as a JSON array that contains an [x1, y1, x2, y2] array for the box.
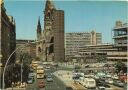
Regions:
[[4, 63, 21, 88], [19, 53, 32, 82], [19, 53, 32, 65], [115, 61, 127, 74], [96, 55, 107, 63], [3, 53, 32, 88]]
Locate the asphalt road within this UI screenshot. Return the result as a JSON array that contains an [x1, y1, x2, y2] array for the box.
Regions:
[[26, 67, 66, 90], [26, 66, 124, 90]]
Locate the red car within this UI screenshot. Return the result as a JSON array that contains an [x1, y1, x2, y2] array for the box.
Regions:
[[38, 81, 45, 88]]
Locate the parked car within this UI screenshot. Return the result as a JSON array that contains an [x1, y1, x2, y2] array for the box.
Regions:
[[72, 74, 80, 80], [30, 68, 34, 73], [97, 82, 110, 90], [28, 73, 35, 78], [46, 66, 50, 69], [27, 77, 34, 84], [38, 80, 45, 88], [47, 75, 53, 82], [113, 80, 124, 87], [97, 86, 105, 90], [106, 74, 111, 78], [97, 82, 105, 90], [105, 78, 113, 84], [84, 64, 89, 68], [112, 75, 119, 80], [66, 86, 73, 90]]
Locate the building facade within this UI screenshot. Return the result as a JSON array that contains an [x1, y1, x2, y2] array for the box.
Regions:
[[113, 21, 127, 51], [77, 21, 128, 63], [65, 31, 102, 61], [79, 44, 118, 63], [0, 1, 16, 66], [36, 0, 65, 62], [108, 21, 127, 62]]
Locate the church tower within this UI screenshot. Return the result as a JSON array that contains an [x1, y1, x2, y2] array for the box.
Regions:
[[37, 17, 41, 40], [42, 0, 65, 62]]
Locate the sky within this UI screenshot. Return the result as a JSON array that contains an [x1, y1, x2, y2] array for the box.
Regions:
[[4, 0, 128, 43]]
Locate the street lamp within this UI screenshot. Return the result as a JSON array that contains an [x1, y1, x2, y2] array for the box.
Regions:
[[0, 54, 2, 67], [2, 48, 19, 90], [20, 54, 24, 85], [0, 54, 3, 89]]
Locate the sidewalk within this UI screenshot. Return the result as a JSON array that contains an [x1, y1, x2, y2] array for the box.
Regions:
[[6, 88, 25, 90], [54, 70, 73, 85]]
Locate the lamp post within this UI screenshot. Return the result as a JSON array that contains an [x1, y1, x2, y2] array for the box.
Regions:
[[0, 55, 2, 68], [0, 54, 2, 89], [0, 54, 2, 63], [2, 48, 19, 90], [20, 55, 24, 85]]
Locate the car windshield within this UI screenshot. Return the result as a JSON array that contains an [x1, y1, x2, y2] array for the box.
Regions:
[[47, 75, 52, 78], [28, 78, 33, 80], [40, 81, 44, 84], [89, 81, 94, 84], [117, 81, 122, 83]]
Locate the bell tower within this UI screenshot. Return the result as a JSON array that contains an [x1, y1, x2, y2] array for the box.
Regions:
[[37, 17, 41, 40]]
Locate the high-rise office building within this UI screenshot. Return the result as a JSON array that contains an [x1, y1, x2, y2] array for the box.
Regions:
[[65, 31, 102, 61]]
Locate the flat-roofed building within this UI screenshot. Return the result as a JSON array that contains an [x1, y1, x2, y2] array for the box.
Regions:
[[107, 21, 128, 62], [65, 31, 102, 61], [77, 21, 127, 63], [113, 21, 127, 50], [79, 44, 118, 63]]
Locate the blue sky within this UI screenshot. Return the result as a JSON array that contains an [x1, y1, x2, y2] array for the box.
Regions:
[[4, 0, 127, 43]]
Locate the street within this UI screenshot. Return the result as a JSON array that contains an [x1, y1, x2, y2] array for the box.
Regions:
[[4, 63, 126, 90], [0, 0, 127, 90], [26, 67, 66, 90]]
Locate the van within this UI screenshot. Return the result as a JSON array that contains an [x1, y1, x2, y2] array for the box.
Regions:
[[79, 77, 96, 89]]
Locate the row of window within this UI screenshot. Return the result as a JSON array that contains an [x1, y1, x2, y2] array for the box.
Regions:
[[114, 29, 127, 36]]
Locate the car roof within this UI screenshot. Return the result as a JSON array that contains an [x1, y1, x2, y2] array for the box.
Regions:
[[37, 65, 44, 68]]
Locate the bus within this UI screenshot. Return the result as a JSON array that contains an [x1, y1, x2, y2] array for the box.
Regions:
[[79, 77, 96, 89], [32, 61, 41, 70], [36, 65, 45, 79]]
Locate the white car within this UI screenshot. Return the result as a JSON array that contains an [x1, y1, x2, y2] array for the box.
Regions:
[[105, 78, 113, 84], [46, 66, 50, 69], [112, 75, 119, 80], [29, 73, 35, 78], [27, 77, 34, 84], [106, 74, 111, 78], [47, 75, 53, 82]]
